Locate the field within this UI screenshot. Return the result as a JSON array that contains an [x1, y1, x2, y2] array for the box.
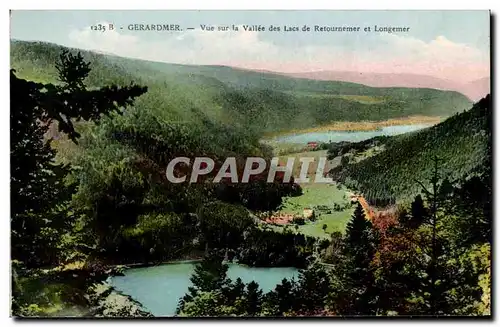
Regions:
[[260, 149, 352, 237], [272, 183, 354, 238]]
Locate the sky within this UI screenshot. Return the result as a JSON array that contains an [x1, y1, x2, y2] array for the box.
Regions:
[[10, 10, 491, 83]]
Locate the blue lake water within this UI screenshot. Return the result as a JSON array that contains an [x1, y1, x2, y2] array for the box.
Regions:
[[108, 262, 299, 317], [273, 124, 431, 144]]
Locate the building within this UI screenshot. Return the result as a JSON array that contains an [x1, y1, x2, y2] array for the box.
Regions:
[[265, 213, 295, 225], [303, 208, 315, 219], [307, 141, 318, 149]]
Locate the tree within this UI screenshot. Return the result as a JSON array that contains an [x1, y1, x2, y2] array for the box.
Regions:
[[262, 278, 296, 316], [261, 265, 332, 316], [10, 50, 147, 267], [229, 278, 246, 302], [411, 159, 483, 315], [197, 202, 254, 250], [333, 203, 378, 315], [295, 264, 332, 313], [374, 159, 487, 315], [177, 257, 265, 317], [178, 291, 228, 317], [244, 281, 263, 316], [177, 252, 230, 314], [322, 231, 345, 266], [340, 155, 350, 166]]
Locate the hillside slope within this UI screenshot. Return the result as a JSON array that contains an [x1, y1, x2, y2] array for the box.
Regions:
[[329, 95, 491, 204], [11, 40, 472, 134]]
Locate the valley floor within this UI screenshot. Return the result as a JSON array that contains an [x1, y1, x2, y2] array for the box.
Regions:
[[275, 183, 354, 237], [261, 150, 355, 238]]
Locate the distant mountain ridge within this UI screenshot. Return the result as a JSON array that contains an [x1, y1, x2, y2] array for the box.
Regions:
[[10, 40, 473, 135], [462, 77, 490, 102], [273, 70, 489, 102]]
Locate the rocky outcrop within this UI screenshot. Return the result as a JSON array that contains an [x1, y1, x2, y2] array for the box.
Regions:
[[86, 282, 152, 318]]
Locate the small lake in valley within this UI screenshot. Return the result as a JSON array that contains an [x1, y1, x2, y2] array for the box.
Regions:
[[108, 261, 300, 317]]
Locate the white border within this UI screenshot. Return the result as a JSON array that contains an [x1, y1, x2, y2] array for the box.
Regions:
[[2, 1, 497, 327], [3, 1, 497, 10]]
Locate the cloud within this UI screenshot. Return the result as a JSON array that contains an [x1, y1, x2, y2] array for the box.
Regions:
[[68, 22, 281, 65], [67, 23, 489, 83], [379, 34, 487, 66], [69, 22, 140, 55], [355, 33, 490, 82]]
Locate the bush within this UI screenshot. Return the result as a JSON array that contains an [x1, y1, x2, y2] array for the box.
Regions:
[[292, 217, 305, 225]]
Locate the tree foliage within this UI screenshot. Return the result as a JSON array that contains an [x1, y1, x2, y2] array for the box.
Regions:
[[11, 50, 147, 267]]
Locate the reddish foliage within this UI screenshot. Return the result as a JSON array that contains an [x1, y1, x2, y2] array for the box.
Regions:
[[371, 210, 398, 233]]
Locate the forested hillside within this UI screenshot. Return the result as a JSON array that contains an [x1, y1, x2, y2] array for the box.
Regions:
[[11, 40, 472, 135], [328, 95, 491, 204]]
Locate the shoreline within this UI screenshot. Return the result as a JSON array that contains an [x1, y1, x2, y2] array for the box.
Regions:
[[262, 115, 443, 139], [87, 281, 153, 318], [108, 258, 204, 271]]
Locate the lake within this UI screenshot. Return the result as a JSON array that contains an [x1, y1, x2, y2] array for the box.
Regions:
[[108, 261, 299, 317], [272, 124, 431, 144]]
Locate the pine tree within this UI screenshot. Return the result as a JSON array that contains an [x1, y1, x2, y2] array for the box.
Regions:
[[345, 203, 377, 263], [337, 203, 378, 315], [409, 194, 427, 228], [177, 251, 230, 314], [244, 281, 263, 316], [10, 50, 147, 267], [231, 278, 246, 301], [262, 278, 296, 316], [379, 157, 486, 315], [295, 264, 332, 313]]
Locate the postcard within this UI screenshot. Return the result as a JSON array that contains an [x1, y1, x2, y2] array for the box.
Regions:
[[10, 10, 491, 318]]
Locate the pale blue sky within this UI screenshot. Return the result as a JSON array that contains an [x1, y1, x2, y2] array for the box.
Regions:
[[10, 10, 491, 82], [11, 10, 490, 50]]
